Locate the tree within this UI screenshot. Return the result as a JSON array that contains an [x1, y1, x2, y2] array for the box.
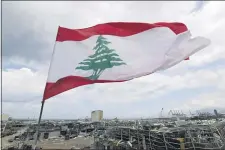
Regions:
[[75, 35, 126, 80]]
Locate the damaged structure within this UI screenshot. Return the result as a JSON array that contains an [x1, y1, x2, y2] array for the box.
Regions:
[[2, 110, 225, 150]]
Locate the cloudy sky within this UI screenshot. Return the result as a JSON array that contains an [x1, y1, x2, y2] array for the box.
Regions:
[[2, 1, 225, 119]]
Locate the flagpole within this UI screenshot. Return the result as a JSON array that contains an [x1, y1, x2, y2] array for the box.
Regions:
[[34, 100, 45, 147], [33, 26, 60, 149]]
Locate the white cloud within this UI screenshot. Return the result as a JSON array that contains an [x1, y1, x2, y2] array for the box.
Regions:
[[3, 68, 46, 100], [182, 91, 225, 112], [2, 1, 225, 118], [2, 62, 225, 118]]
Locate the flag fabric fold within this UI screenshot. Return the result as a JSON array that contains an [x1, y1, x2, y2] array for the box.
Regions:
[[43, 22, 210, 101]]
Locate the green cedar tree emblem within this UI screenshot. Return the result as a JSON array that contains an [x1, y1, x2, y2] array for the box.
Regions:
[[75, 35, 126, 80]]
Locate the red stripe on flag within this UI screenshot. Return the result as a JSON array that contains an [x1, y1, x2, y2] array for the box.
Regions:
[[56, 22, 188, 42], [43, 76, 125, 101]]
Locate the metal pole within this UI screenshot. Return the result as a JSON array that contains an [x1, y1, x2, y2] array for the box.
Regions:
[[187, 129, 196, 150], [162, 133, 168, 150], [129, 129, 130, 141], [137, 129, 140, 150], [34, 101, 45, 148], [142, 135, 146, 150], [149, 130, 152, 150], [33, 27, 59, 149], [120, 128, 122, 140]]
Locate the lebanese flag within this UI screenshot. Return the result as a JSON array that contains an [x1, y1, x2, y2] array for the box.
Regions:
[[43, 22, 210, 101]]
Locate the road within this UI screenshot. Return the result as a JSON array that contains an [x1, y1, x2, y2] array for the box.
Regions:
[[1, 127, 28, 149]]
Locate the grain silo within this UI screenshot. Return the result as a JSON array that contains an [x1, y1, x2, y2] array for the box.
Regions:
[[1, 114, 10, 121], [91, 110, 103, 122]]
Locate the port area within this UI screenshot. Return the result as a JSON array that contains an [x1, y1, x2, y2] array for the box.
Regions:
[[1, 115, 225, 150]]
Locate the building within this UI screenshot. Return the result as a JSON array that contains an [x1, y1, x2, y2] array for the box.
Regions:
[[1, 114, 10, 132], [1, 114, 10, 122], [91, 110, 103, 122]]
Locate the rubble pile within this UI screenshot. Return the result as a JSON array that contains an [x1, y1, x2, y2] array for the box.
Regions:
[[93, 124, 225, 150], [2, 111, 225, 150]]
